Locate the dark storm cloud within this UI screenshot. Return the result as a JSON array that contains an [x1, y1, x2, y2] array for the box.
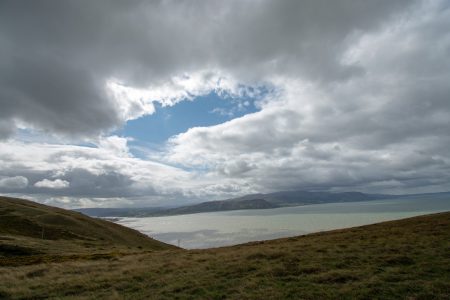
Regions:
[[0, 0, 413, 138]]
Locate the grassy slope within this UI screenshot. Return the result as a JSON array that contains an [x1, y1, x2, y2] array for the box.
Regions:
[[0, 196, 175, 257], [0, 204, 449, 299]]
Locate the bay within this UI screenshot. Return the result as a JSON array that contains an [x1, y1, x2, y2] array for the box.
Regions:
[[115, 194, 450, 249]]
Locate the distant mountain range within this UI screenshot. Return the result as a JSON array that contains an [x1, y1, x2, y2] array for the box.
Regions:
[[75, 190, 403, 217], [74, 191, 450, 218]]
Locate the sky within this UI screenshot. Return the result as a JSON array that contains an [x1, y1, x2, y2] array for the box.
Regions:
[[0, 0, 449, 208]]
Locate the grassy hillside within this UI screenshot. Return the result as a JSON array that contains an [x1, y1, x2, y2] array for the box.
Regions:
[[0, 196, 176, 257], [0, 198, 449, 299]]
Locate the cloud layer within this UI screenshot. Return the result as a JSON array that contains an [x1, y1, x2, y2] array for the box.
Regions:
[[0, 0, 411, 137], [166, 0, 450, 194], [0, 0, 449, 207]]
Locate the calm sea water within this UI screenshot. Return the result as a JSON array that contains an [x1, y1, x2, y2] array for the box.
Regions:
[[115, 195, 450, 249]]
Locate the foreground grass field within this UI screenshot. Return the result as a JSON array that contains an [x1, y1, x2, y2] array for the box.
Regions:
[[0, 197, 449, 299]]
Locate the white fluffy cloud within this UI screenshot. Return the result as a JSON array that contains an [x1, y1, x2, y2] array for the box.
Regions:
[[0, 138, 234, 207], [165, 1, 450, 194], [0, 137, 265, 207], [34, 179, 70, 189]]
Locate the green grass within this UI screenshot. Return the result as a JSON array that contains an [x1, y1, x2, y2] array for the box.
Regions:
[[0, 196, 449, 299], [0, 196, 176, 256]]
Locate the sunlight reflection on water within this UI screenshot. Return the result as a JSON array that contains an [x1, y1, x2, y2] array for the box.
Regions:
[[115, 196, 450, 249]]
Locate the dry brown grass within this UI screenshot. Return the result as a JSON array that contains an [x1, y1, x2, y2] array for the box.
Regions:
[[0, 212, 449, 299]]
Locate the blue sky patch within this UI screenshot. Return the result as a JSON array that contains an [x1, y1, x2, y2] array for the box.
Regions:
[[117, 91, 262, 155]]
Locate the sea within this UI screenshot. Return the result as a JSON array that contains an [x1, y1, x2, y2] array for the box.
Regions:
[[114, 194, 450, 249]]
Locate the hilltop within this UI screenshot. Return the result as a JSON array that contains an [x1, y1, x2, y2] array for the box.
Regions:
[[0, 196, 449, 299]]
